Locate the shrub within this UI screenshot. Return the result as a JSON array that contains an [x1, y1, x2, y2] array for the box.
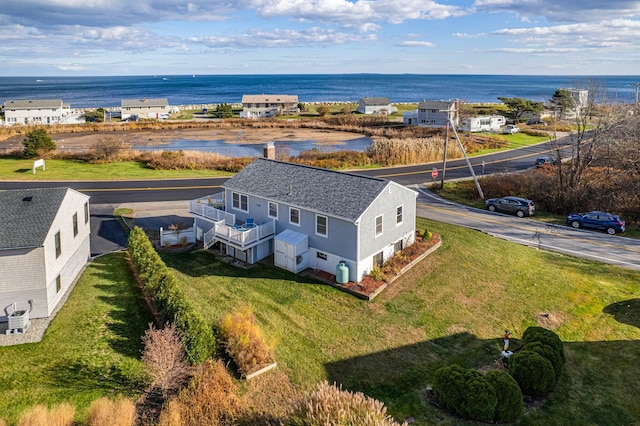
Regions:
[[523, 341, 563, 379], [17, 403, 75, 426], [142, 322, 189, 396], [522, 326, 565, 363], [158, 360, 244, 426], [218, 305, 275, 376], [22, 128, 56, 158], [289, 381, 404, 425], [432, 364, 467, 416], [485, 370, 524, 422], [462, 371, 497, 422], [369, 266, 384, 282], [86, 397, 135, 426], [509, 350, 556, 397]]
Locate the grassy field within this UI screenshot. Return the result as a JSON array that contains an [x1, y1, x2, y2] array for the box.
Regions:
[[471, 132, 552, 156], [0, 253, 152, 425], [0, 158, 232, 180], [160, 218, 640, 425]]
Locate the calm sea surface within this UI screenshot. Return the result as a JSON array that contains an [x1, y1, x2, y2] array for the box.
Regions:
[[1, 74, 638, 108]]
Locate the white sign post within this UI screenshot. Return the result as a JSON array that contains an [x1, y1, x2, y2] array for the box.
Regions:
[[32, 159, 45, 174]]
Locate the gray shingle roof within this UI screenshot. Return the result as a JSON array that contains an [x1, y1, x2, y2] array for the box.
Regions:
[[223, 158, 390, 222], [4, 99, 63, 109], [360, 97, 391, 105], [121, 98, 168, 108], [0, 187, 69, 250], [418, 100, 454, 110]]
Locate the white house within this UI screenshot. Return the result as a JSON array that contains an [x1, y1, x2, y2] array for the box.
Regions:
[[415, 100, 459, 128], [190, 158, 418, 283], [357, 97, 398, 115], [3, 99, 71, 126], [0, 188, 91, 323], [460, 115, 506, 132], [121, 98, 169, 120], [240, 95, 299, 118]]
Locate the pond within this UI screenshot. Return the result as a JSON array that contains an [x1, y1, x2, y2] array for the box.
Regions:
[[132, 137, 372, 157]]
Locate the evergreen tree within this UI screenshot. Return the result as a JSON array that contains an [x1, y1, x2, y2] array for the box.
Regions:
[[23, 128, 56, 158]]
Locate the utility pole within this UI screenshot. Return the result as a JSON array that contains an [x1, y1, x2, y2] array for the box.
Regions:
[[440, 121, 449, 189], [633, 83, 640, 107]]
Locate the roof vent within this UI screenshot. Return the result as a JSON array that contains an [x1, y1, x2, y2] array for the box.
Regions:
[[22, 196, 33, 202]]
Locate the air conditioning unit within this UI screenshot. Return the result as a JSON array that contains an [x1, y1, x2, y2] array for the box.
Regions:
[[6, 303, 30, 335]]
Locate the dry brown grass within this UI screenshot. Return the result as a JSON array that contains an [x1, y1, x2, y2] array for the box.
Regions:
[[17, 403, 75, 426], [86, 397, 135, 426], [290, 381, 406, 426], [218, 305, 276, 377], [158, 359, 245, 426], [141, 323, 190, 396], [0, 418, 7, 426]]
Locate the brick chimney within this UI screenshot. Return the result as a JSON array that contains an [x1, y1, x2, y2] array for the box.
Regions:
[[263, 142, 275, 159]]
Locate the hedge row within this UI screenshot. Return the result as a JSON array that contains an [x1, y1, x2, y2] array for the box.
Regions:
[[127, 227, 215, 364], [432, 365, 523, 423], [509, 326, 565, 397]]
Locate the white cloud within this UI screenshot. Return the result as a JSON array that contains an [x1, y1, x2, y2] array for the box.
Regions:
[[398, 40, 435, 47], [472, 0, 640, 22], [453, 32, 485, 38]]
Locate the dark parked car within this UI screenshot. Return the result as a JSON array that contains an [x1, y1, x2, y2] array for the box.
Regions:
[[535, 156, 557, 167], [566, 211, 625, 234], [485, 196, 535, 217]]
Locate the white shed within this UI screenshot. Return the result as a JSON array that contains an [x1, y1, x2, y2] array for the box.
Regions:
[[274, 229, 309, 274]]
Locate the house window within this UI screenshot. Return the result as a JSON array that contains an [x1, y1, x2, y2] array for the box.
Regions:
[[316, 215, 328, 237], [268, 202, 278, 219], [375, 215, 383, 236], [56, 275, 61, 293], [396, 206, 403, 225], [317, 252, 327, 261], [373, 251, 383, 267], [73, 213, 78, 237], [232, 192, 248, 212], [84, 202, 89, 223], [55, 231, 61, 258], [394, 240, 403, 253], [290, 208, 300, 225]]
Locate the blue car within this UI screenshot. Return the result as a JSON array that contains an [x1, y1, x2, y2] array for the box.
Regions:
[[566, 211, 625, 235]]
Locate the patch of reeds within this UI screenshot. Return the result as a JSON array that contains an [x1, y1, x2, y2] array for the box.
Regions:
[[16, 403, 75, 426], [86, 397, 136, 426]]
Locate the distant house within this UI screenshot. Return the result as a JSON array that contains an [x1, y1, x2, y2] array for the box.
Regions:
[[460, 115, 506, 132], [121, 98, 169, 120], [190, 158, 418, 283], [0, 188, 91, 323], [403, 109, 418, 125], [240, 94, 299, 118], [3, 99, 71, 126], [357, 97, 398, 115], [562, 88, 589, 119], [416, 100, 459, 128]]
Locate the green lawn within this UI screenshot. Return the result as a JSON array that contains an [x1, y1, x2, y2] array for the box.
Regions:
[[472, 132, 552, 156], [0, 158, 232, 180], [160, 218, 640, 425], [0, 253, 152, 425]]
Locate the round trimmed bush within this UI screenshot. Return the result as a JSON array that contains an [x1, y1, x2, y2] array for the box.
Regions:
[[485, 370, 524, 422], [523, 341, 563, 379], [522, 326, 565, 362], [432, 365, 467, 416], [509, 350, 556, 397], [462, 373, 497, 422]]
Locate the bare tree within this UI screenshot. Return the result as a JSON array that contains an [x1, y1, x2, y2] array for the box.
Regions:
[[142, 322, 190, 397]]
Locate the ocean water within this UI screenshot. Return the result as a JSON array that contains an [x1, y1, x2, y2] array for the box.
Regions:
[[1, 74, 638, 108]]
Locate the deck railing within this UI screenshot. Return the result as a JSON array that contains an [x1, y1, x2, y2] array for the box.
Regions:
[[203, 219, 276, 249]]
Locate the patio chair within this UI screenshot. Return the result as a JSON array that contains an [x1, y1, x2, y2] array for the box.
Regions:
[[245, 218, 255, 228]]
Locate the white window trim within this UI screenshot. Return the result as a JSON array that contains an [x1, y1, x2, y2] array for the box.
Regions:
[[396, 205, 403, 226], [315, 214, 328, 237], [375, 214, 383, 237], [232, 192, 249, 212], [268, 201, 278, 219], [289, 207, 300, 226]]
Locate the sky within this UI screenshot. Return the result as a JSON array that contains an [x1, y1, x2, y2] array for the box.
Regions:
[[1, 0, 639, 76]]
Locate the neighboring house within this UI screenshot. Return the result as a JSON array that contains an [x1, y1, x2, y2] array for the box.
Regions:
[[240, 95, 299, 118], [460, 115, 506, 132], [0, 188, 91, 323], [3, 99, 71, 126], [563, 88, 589, 119], [416, 100, 459, 128], [121, 98, 169, 120], [190, 158, 418, 283], [357, 97, 398, 115], [403, 109, 418, 125]]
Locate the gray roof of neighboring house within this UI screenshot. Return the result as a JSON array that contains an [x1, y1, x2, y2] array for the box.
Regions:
[[241, 94, 298, 104], [418, 100, 454, 110], [223, 158, 402, 222], [4, 99, 63, 109], [0, 187, 70, 250], [360, 97, 391, 105], [121, 98, 169, 108]]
